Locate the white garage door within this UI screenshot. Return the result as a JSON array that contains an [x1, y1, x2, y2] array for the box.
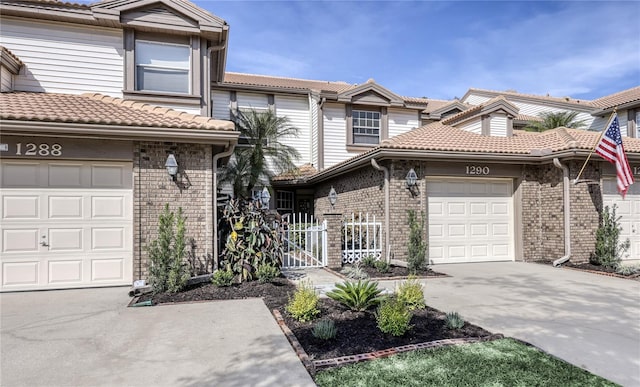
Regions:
[[602, 179, 640, 260], [427, 178, 514, 264], [1, 160, 133, 291]]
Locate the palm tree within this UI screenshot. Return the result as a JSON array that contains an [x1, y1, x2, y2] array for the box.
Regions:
[[220, 109, 300, 199], [524, 111, 587, 132]]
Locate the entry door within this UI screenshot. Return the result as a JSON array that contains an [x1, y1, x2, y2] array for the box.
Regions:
[[1, 160, 133, 291], [427, 178, 514, 264], [602, 179, 640, 260]]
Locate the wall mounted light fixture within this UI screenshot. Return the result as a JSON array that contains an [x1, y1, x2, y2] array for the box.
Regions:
[[165, 154, 178, 181], [406, 168, 418, 188], [328, 186, 338, 208], [260, 186, 271, 208]]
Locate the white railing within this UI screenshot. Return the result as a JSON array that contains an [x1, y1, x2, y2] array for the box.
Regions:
[[281, 213, 327, 268], [342, 213, 383, 263]]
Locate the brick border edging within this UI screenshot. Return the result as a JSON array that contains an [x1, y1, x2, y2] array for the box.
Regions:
[[322, 267, 450, 281], [560, 266, 640, 280], [272, 307, 504, 375]]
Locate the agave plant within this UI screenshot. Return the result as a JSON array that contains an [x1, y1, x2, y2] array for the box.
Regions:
[[326, 280, 384, 312]]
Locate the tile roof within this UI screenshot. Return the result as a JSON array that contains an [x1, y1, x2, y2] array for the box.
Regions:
[[380, 124, 640, 154], [465, 87, 593, 107], [223, 72, 354, 94], [9, 0, 90, 9], [1, 46, 24, 67], [0, 92, 235, 130], [272, 163, 318, 182], [590, 86, 640, 110]]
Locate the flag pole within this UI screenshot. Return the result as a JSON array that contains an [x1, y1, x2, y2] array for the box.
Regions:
[[573, 108, 618, 184]]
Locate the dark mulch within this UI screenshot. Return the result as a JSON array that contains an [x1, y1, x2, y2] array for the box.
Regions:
[[351, 265, 447, 279], [282, 298, 491, 360], [138, 276, 492, 361], [533, 260, 639, 280]]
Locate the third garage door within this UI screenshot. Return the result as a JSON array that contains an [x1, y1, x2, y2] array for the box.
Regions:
[[427, 178, 514, 264]]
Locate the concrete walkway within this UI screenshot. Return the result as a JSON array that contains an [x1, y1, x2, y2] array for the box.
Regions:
[[0, 287, 315, 387], [377, 262, 640, 387]]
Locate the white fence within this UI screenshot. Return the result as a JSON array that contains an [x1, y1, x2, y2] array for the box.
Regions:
[[281, 213, 327, 268], [342, 213, 383, 263]]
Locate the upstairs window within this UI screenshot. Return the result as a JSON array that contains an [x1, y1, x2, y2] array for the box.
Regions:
[[353, 110, 380, 145], [135, 41, 190, 94]]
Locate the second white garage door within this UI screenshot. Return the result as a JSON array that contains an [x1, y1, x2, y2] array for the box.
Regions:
[[1, 160, 133, 291], [602, 179, 640, 260], [427, 178, 514, 264]]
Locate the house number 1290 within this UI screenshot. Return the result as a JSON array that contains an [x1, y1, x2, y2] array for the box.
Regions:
[[466, 165, 490, 175], [15, 143, 63, 157], [634, 166, 640, 175]]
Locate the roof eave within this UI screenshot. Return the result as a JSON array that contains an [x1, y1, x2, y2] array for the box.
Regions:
[[591, 101, 640, 116]]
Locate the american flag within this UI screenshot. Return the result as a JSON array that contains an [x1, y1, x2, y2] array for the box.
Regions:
[[595, 113, 635, 197]]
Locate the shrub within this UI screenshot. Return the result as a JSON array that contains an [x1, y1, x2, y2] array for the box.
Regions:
[[361, 255, 377, 268], [445, 311, 465, 329], [341, 263, 369, 280], [220, 199, 283, 282], [147, 204, 190, 294], [256, 264, 280, 283], [407, 210, 427, 274], [397, 276, 426, 310], [286, 281, 320, 322], [376, 297, 413, 336], [591, 205, 630, 268], [312, 319, 337, 340], [616, 264, 640, 276], [212, 269, 235, 287], [374, 260, 390, 273], [326, 280, 383, 312]]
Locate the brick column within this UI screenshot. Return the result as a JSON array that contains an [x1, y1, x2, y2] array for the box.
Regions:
[[323, 213, 343, 269]]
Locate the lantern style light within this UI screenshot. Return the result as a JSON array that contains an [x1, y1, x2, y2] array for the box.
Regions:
[[165, 154, 178, 180], [328, 186, 338, 207], [406, 168, 418, 188], [260, 186, 271, 208]]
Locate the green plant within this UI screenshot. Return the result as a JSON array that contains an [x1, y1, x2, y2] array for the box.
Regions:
[[376, 297, 413, 336], [615, 264, 640, 276], [326, 280, 383, 312], [147, 204, 190, 293], [591, 205, 631, 268], [212, 269, 235, 287], [361, 255, 377, 268], [312, 319, 338, 340], [220, 199, 283, 282], [407, 210, 427, 274], [374, 259, 390, 273], [445, 311, 465, 329], [524, 111, 587, 132], [341, 262, 369, 280], [256, 264, 280, 283], [397, 276, 426, 310], [286, 281, 320, 322]]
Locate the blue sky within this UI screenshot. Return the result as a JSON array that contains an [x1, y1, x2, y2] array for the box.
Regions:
[[194, 0, 639, 101]]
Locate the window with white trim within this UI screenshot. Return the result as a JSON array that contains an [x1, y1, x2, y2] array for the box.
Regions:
[[135, 40, 190, 94], [276, 191, 294, 214], [353, 110, 380, 144]]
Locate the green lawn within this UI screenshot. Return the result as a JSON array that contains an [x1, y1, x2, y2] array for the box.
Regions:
[[314, 338, 618, 387]]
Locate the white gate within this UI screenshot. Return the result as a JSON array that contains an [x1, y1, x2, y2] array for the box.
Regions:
[[281, 213, 327, 268], [342, 213, 383, 263]]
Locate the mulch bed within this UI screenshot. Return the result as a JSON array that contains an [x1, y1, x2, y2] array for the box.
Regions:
[[532, 260, 640, 280], [335, 264, 448, 280], [137, 275, 492, 361]]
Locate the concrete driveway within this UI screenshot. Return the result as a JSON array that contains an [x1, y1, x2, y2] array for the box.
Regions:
[[0, 287, 315, 387], [384, 262, 639, 387]]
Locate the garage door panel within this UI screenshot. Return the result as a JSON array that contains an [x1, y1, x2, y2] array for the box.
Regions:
[[491, 202, 509, 215], [3, 196, 40, 219], [470, 224, 488, 236], [48, 260, 82, 283], [1, 162, 40, 187], [92, 165, 128, 188], [491, 182, 511, 195], [49, 196, 83, 219], [493, 244, 509, 257], [48, 164, 83, 187], [429, 224, 443, 237], [2, 261, 39, 286], [428, 201, 443, 215], [92, 196, 126, 218], [448, 246, 466, 258], [492, 223, 509, 236], [48, 228, 83, 251], [3, 229, 39, 252], [448, 224, 466, 237], [91, 228, 125, 250], [92, 258, 124, 281], [469, 182, 488, 194], [471, 245, 488, 257], [447, 202, 466, 215], [470, 202, 487, 215]]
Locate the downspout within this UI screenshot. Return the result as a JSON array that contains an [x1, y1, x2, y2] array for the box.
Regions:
[[552, 158, 571, 266], [371, 159, 390, 263], [213, 145, 235, 270], [205, 41, 228, 116]]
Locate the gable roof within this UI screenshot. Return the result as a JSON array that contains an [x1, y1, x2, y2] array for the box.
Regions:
[[222, 72, 354, 94], [441, 96, 519, 126], [590, 86, 640, 113], [0, 92, 237, 143], [336, 78, 404, 107], [461, 87, 594, 111], [0, 46, 24, 74]]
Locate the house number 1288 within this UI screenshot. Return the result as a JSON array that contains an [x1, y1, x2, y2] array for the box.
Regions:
[[15, 143, 63, 157], [466, 165, 490, 175]]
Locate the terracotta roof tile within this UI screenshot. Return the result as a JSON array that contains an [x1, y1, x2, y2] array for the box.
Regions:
[[223, 72, 354, 93], [466, 87, 593, 107], [590, 86, 640, 110], [272, 163, 318, 182], [0, 46, 24, 67], [0, 92, 235, 130], [7, 0, 90, 9]]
